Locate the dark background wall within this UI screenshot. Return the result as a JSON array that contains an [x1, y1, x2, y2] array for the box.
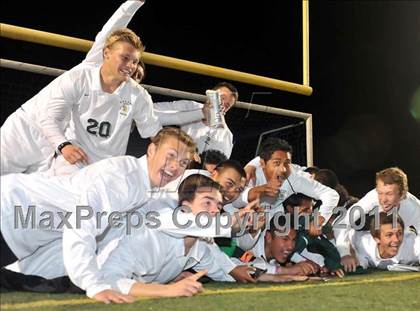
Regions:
[[1, 1, 419, 197]]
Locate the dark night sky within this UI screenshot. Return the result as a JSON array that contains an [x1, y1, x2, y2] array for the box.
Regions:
[[1, 0, 419, 197]]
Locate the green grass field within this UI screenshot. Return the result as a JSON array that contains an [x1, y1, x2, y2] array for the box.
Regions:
[[1, 271, 419, 311]]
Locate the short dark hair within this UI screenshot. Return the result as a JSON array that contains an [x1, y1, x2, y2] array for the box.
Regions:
[[178, 174, 221, 205], [268, 212, 295, 236], [283, 193, 313, 210], [258, 137, 293, 162], [304, 166, 320, 175], [370, 212, 405, 239], [200, 149, 227, 166], [212, 82, 239, 100], [315, 169, 339, 189], [215, 159, 246, 178]]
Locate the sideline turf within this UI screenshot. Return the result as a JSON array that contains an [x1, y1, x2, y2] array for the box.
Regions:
[[1, 271, 419, 311]]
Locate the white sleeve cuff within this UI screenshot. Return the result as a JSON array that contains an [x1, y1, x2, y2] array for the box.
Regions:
[[336, 244, 351, 257], [219, 257, 237, 274], [290, 253, 306, 263], [86, 283, 112, 298], [125, 1, 144, 15], [116, 278, 137, 295]]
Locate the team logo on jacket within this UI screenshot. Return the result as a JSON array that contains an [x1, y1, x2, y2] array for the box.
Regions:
[[119, 99, 132, 116]]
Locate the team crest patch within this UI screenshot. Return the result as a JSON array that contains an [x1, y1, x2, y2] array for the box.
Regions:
[[119, 99, 132, 116]]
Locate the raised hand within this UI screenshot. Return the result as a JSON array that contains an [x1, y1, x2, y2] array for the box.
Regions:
[[341, 255, 359, 272], [166, 270, 207, 297]]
